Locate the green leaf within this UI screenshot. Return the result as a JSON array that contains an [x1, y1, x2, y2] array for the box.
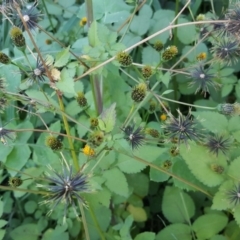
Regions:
[[162, 72, 172, 88], [192, 111, 228, 133], [156, 223, 192, 240], [134, 232, 155, 240], [5, 145, 31, 176], [16, 121, 33, 143], [162, 186, 195, 223], [103, 167, 128, 197], [10, 224, 40, 240], [88, 21, 101, 46], [0, 199, 3, 217], [54, 46, 70, 67], [180, 142, 227, 187], [233, 204, 240, 227], [99, 103, 116, 133], [210, 236, 228, 240], [127, 204, 147, 222], [24, 200, 37, 214], [56, 68, 75, 95], [225, 220, 240, 240], [142, 46, 160, 66], [177, 18, 197, 44], [193, 213, 228, 239], [0, 219, 7, 228], [228, 156, 240, 180], [221, 84, 233, 98]]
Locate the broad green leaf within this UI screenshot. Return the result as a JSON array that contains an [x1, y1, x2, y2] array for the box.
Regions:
[[192, 111, 228, 133], [162, 72, 172, 88], [54, 46, 70, 67], [10, 224, 40, 240], [193, 213, 228, 239], [210, 236, 227, 240], [0, 219, 7, 228], [99, 103, 116, 133], [228, 115, 240, 132], [16, 121, 33, 143], [225, 221, 240, 240], [103, 167, 128, 197], [162, 186, 195, 223], [177, 18, 197, 44], [180, 142, 227, 187], [142, 46, 160, 66], [156, 223, 192, 240], [161, 89, 173, 95], [228, 156, 240, 180], [24, 200, 37, 214], [134, 232, 155, 240], [5, 145, 31, 176], [233, 204, 240, 227], [56, 68, 75, 95], [221, 84, 233, 98], [127, 204, 147, 222]]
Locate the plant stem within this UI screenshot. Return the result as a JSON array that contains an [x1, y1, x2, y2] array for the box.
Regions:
[[85, 0, 103, 115], [42, 0, 54, 31], [57, 94, 79, 171]]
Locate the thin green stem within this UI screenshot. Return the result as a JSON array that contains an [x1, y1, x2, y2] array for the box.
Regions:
[[42, 0, 54, 31], [57, 94, 79, 171], [79, 203, 90, 240]]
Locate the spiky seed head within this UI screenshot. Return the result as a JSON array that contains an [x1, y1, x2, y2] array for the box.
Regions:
[[145, 128, 160, 138], [89, 131, 104, 147], [153, 40, 163, 52], [82, 144, 95, 156], [169, 145, 179, 156], [196, 52, 207, 61], [45, 136, 63, 151], [131, 83, 147, 103], [122, 125, 145, 150], [9, 177, 23, 187], [10, 26, 26, 49], [116, 51, 132, 67], [90, 117, 99, 128], [0, 52, 11, 64], [76, 92, 87, 107], [217, 103, 240, 116], [227, 184, 240, 206], [162, 46, 178, 61], [141, 65, 153, 79], [162, 160, 172, 170], [210, 164, 224, 174]]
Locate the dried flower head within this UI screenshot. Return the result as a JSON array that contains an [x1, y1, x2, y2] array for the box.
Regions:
[[206, 134, 231, 156], [82, 144, 95, 156], [0, 126, 15, 145], [8, 177, 23, 187], [88, 130, 104, 147], [10, 26, 26, 49], [162, 46, 178, 61], [217, 102, 240, 116], [0, 52, 11, 65], [131, 83, 147, 103], [153, 40, 163, 52], [162, 160, 172, 170], [149, 100, 156, 112], [141, 65, 153, 79], [76, 92, 88, 107], [163, 109, 202, 146], [145, 128, 160, 138], [225, 2, 240, 36], [211, 38, 240, 65], [121, 125, 145, 150], [228, 184, 240, 206], [10, 1, 42, 31], [50, 68, 61, 81], [210, 164, 224, 174], [45, 136, 63, 151], [0, 78, 6, 92], [38, 163, 91, 221], [116, 51, 132, 67], [189, 65, 217, 97], [90, 117, 99, 128]]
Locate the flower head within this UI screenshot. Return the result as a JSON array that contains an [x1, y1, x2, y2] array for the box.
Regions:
[[10, 1, 42, 31], [206, 134, 231, 156], [211, 38, 240, 65], [189, 65, 217, 97], [121, 125, 145, 150], [163, 109, 202, 146], [82, 144, 95, 156], [228, 184, 240, 206], [27, 56, 50, 83], [217, 102, 240, 116], [38, 163, 91, 221]]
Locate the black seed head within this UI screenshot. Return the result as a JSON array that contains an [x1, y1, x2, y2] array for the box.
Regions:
[[228, 184, 240, 206], [76, 92, 88, 107], [9, 177, 23, 187], [131, 83, 147, 103], [45, 136, 63, 151], [116, 51, 132, 67]]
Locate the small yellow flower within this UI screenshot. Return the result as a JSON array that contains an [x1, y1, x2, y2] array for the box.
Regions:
[[196, 52, 207, 61], [82, 144, 95, 156], [160, 113, 167, 121], [80, 17, 87, 27]]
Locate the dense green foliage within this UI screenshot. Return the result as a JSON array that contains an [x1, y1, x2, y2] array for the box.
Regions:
[[0, 0, 240, 239]]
